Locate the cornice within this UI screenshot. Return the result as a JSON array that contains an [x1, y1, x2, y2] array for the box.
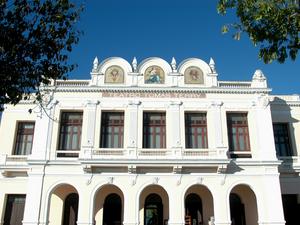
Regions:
[[51, 86, 271, 94]]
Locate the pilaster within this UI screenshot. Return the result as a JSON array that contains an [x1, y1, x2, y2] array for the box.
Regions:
[[168, 187, 184, 225], [212, 187, 231, 225], [22, 166, 45, 225], [29, 100, 58, 161], [77, 188, 93, 225], [126, 100, 141, 157], [123, 190, 138, 225], [209, 101, 227, 158], [258, 175, 285, 225], [252, 95, 277, 160], [80, 100, 99, 159], [168, 101, 183, 157]]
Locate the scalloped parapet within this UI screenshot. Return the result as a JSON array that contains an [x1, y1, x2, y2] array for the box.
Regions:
[[53, 57, 270, 92]]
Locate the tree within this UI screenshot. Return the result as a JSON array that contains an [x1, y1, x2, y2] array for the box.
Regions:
[[217, 0, 300, 63], [0, 0, 83, 110]]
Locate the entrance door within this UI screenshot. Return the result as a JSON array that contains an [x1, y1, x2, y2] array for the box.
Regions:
[[63, 193, 79, 225], [4, 194, 26, 225], [185, 193, 203, 225], [103, 193, 122, 225], [144, 194, 163, 225], [230, 193, 246, 225]]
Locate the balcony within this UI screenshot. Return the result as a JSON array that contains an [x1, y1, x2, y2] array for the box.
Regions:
[[79, 147, 230, 174], [79, 147, 227, 160]]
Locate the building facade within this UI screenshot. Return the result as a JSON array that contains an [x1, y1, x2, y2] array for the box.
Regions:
[[0, 57, 299, 225]]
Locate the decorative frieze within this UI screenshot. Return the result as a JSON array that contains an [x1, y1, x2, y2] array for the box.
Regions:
[[102, 91, 206, 98]]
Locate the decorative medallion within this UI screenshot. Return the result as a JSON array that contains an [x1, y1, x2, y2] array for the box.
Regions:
[[184, 66, 204, 84], [144, 66, 165, 84], [104, 66, 124, 84]]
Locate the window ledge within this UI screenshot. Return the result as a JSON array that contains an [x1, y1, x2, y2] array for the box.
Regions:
[[56, 150, 80, 158], [0, 154, 28, 166], [229, 151, 252, 158]]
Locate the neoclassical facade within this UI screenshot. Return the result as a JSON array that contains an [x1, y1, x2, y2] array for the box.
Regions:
[[0, 57, 299, 225]]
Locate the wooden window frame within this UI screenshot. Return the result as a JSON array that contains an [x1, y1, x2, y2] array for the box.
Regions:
[[273, 123, 293, 157], [58, 111, 83, 151], [13, 121, 35, 155], [143, 112, 166, 149], [4, 194, 26, 225], [185, 112, 208, 149], [100, 112, 124, 148], [227, 113, 251, 157]]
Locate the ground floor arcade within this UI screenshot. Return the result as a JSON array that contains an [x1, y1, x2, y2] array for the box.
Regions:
[[0, 165, 291, 225]]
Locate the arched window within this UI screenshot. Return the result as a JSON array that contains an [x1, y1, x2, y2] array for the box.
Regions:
[[63, 193, 79, 225], [185, 193, 203, 225], [103, 193, 122, 225], [144, 194, 163, 225], [230, 193, 246, 225]]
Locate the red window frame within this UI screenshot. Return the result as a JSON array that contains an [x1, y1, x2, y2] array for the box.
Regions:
[[14, 122, 35, 155], [227, 113, 250, 152], [100, 112, 124, 148], [143, 112, 166, 148], [58, 112, 83, 151], [185, 113, 208, 148]]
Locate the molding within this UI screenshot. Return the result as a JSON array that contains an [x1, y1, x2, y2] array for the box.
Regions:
[[50, 86, 272, 94]]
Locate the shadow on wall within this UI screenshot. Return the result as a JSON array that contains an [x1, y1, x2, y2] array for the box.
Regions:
[[270, 97, 299, 158]]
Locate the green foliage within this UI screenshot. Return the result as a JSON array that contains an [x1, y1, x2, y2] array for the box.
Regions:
[[217, 0, 300, 63], [0, 0, 83, 110]]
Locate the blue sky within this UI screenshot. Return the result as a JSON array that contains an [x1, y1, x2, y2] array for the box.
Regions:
[[68, 0, 300, 95]]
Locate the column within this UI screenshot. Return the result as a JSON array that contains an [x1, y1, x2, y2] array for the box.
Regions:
[[252, 96, 277, 160], [80, 100, 99, 159], [126, 100, 141, 157], [22, 166, 45, 225], [209, 101, 227, 158], [258, 175, 285, 225], [123, 187, 138, 225], [212, 187, 231, 225], [168, 101, 182, 157], [168, 186, 184, 225], [77, 188, 93, 225]]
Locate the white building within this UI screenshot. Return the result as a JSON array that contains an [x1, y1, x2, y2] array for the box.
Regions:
[[0, 57, 299, 225]]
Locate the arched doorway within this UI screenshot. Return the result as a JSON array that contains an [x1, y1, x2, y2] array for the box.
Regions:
[[93, 185, 124, 225], [229, 185, 258, 225], [139, 185, 169, 225], [63, 193, 79, 225], [47, 184, 79, 225], [103, 193, 122, 225], [144, 194, 163, 225], [230, 193, 245, 225], [184, 185, 214, 225], [185, 193, 203, 225]]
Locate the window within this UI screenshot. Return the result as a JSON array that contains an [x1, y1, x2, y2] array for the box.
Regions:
[[14, 122, 35, 155], [4, 195, 26, 225], [143, 112, 166, 148], [273, 123, 292, 156], [58, 112, 83, 151], [100, 112, 124, 148], [227, 113, 250, 155], [185, 113, 208, 148]]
